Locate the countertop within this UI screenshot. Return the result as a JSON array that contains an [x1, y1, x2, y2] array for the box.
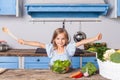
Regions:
[[0, 49, 96, 57], [0, 69, 109, 80]]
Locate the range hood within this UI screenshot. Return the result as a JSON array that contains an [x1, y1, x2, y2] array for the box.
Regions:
[[25, 0, 109, 18]]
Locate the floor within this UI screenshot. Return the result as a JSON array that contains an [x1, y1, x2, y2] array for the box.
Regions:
[[0, 69, 109, 80]]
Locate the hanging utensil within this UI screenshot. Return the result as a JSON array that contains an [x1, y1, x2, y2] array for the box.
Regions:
[[73, 22, 86, 42], [62, 20, 65, 29], [62, 20, 71, 43]]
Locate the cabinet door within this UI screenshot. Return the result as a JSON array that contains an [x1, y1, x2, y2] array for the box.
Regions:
[[24, 57, 80, 69], [0, 57, 18, 69], [71, 57, 80, 69], [118, 0, 120, 16], [0, 0, 16, 15], [105, 0, 117, 18], [82, 57, 98, 68], [24, 57, 50, 69]]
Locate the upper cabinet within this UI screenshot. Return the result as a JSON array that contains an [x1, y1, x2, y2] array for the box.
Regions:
[[105, 0, 120, 18], [0, 0, 19, 17], [117, 0, 120, 16], [25, 4, 109, 18], [25, 0, 109, 18]]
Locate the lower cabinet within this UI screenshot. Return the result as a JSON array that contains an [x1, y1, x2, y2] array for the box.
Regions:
[[0, 56, 18, 69], [24, 57, 80, 69], [0, 56, 98, 69], [82, 57, 98, 68], [24, 57, 50, 69], [71, 57, 80, 69]]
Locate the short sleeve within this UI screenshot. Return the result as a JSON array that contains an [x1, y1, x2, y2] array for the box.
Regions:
[[66, 43, 76, 56], [45, 43, 54, 58]]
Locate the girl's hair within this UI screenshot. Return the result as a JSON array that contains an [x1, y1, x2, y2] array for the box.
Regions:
[[51, 28, 69, 49]]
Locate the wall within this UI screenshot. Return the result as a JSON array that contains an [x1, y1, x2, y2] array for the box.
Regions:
[[0, 0, 120, 49]]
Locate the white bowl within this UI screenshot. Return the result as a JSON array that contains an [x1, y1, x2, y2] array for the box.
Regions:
[[97, 59, 120, 80]]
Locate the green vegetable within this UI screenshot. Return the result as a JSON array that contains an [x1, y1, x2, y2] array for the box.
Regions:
[[51, 60, 71, 74], [110, 52, 120, 63], [87, 47, 97, 52], [87, 46, 108, 61], [84, 42, 107, 50], [84, 42, 108, 61], [81, 62, 97, 76], [96, 46, 108, 61]]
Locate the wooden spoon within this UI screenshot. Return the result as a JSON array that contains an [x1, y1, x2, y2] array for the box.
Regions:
[[2, 27, 18, 40]]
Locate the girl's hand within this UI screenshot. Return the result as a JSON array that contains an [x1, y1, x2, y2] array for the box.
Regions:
[[75, 33, 102, 47], [18, 39, 25, 45], [95, 33, 102, 40]]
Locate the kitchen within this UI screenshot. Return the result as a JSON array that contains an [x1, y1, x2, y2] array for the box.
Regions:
[[0, 0, 120, 80]]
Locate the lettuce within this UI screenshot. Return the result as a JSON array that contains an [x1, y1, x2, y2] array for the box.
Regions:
[[51, 60, 71, 74], [81, 62, 97, 76]]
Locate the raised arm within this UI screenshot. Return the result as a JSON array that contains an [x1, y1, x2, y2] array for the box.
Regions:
[[75, 33, 102, 47], [17, 39, 46, 48]]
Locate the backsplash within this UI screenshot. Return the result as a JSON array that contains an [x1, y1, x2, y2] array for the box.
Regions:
[[0, 0, 120, 49]]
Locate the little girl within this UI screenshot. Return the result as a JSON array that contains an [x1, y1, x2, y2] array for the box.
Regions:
[[18, 28, 102, 66]]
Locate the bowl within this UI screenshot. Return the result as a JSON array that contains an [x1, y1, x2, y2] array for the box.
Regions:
[[50, 66, 70, 74], [50, 60, 71, 74]]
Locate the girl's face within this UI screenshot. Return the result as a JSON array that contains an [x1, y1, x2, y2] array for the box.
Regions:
[[54, 33, 66, 47]]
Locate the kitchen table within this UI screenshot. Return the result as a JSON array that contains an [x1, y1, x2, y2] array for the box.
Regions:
[[0, 69, 109, 80]]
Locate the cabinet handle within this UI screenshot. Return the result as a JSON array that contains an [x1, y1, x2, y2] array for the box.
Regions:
[[37, 59, 40, 62], [94, 59, 97, 62]]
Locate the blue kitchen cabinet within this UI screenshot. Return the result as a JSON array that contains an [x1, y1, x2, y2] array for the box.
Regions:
[[105, 0, 120, 18], [25, 4, 109, 18], [82, 57, 98, 68], [71, 57, 80, 69], [24, 57, 80, 69], [0, 0, 19, 16], [24, 57, 50, 69], [117, 0, 120, 16], [0, 57, 18, 69]]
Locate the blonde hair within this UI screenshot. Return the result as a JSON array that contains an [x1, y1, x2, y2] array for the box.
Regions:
[[51, 28, 69, 50]]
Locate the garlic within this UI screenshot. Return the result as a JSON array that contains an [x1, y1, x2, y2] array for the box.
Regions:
[[84, 72, 89, 77], [84, 67, 89, 77]]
